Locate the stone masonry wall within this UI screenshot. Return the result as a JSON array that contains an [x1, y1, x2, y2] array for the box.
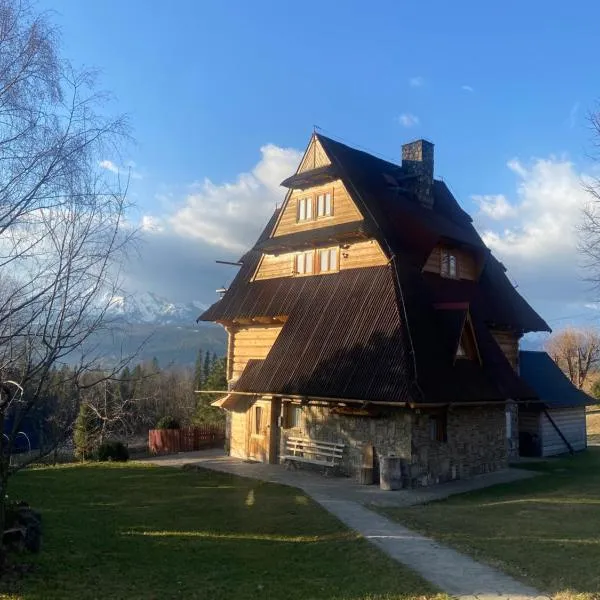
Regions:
[[280, 404, 412, 477], [410, 406, 507, 486]]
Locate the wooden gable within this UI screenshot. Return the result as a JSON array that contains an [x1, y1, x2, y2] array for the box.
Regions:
[[271, 137, 363, 238], [297, 135, 331, 173]]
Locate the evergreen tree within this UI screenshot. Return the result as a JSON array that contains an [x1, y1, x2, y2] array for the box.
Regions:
[[194, 356, 227, 425], [203, 351, 211, 383], [73, 403, 98, 460], [193, 349, 204, 391]]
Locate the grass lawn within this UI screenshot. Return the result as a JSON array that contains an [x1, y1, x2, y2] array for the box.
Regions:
[[0, 462, 442, 600], [586, 409, 600, 444], [380, 448, 600, 599]]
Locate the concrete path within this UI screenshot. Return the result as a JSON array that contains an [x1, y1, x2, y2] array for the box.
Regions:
[[142, 449, 538, 508], [141, 451, 547, 599]]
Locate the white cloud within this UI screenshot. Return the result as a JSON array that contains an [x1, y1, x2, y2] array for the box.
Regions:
[[397, 113, 420, 128], [124, 143, 302, 303], [474, 156, 596, 321], [461, 85, 474, 92], [409, 76, 425, 88], [141, 215, 164, 233], [99, 159, 143, 180], [99, 159, 119, 174], [472, 194, 517, 220], [167, 144, 301, 252]]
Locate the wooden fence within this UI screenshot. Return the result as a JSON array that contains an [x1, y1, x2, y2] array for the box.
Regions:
[[148, 425, 225, 455]]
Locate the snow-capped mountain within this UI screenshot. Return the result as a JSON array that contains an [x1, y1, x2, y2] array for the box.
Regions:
[[107, 291, 207, 325]]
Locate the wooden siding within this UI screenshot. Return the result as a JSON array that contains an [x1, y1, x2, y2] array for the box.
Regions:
[[340, 239, 388, 270], [422, 246, 477, 280], [229, 325, 283, 380], [273, 179, 363, 237], [229, 400, 250, 459], [541, 407, 587, 456], [253, 253, 293, 280], [252, 239, 388, 281], [297, 136, 331, 173], [490, 330, 519, 370]]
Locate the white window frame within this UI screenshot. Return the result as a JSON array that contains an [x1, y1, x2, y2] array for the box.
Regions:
[[295, 251, 314, 275], [297, 197, 313, 222], [441, 249, 458, 278], [318, 247, 339, 273], [317, 192, 332, 218]]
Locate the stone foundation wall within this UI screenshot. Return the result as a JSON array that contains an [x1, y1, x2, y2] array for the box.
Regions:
[[410, 406, 507, 486], [280, 404, 411, 477]]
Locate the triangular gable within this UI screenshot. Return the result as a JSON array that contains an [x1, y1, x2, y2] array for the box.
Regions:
[[296, 134, 331, 173], [456, 313, 481, 364], [270, 135, 364, 239]]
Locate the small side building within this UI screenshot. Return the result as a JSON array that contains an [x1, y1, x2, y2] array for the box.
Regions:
[[518, 350, 593, 457]]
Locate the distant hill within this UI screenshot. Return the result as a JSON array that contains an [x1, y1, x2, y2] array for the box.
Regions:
[[78, 291, 227, 368]]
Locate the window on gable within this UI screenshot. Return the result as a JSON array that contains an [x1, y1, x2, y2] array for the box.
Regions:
[[295, 250, 314, 275], [318, 247, 339, 273], [297, 197, 313, 222], [317, 192, 333, 218], [429, 413, 447, 443], [440, 249, 458, 278], [455, 317, 480, 362]]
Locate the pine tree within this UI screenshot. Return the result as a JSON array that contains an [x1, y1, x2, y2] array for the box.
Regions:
[[203, 351, 211, 383], [73, 403, 98, 460], [194, 356, 227, 425], [193, 349, 204, 391]]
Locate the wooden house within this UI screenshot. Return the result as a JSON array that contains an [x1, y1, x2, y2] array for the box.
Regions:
[[198, 133, 586, 486]]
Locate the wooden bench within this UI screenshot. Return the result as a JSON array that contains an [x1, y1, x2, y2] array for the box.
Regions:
[[282, 437, 345, 472]]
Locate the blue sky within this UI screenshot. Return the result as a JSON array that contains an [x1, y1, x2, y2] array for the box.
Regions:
[[42, 0, 600, 333]]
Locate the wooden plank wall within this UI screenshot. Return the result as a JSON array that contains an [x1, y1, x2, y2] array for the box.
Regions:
[[541, 407, 587, 456], [230, 325, 283, 380], [253, 254, 293, 280], [422, 246, 477, 280], [490, 330, 519, 370], [229, 407, 249, 458], [297, 136, 331, 173], [273, 179, 363, 237], [339, 239, 388, 269], [253, 239, 388, 280]]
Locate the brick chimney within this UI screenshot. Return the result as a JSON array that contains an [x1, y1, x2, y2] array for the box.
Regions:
[[402, 139, 434, 208]]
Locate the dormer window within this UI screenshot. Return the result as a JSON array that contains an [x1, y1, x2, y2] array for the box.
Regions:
[[318, 247, 338, 273], [317, 192, 332, 218], [441, 249, 458, 278], [297, 197, 313, 222], [295, 251, 314, 275]]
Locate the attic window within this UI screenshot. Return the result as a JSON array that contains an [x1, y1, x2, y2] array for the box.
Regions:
[[317, 192, 333, 217], [297, 197, 313, 222], [440, 249, 458, 278], [455, 317, 480, 363], [295, 251, 314, 275], [318, 247, 339, 273]]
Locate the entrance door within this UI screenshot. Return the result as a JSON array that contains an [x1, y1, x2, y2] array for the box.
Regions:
[[249, 404, 269, 462]]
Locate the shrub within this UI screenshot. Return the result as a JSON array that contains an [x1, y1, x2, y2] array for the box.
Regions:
[[155, 416, 180, 429], [97, 441, 129, 462]]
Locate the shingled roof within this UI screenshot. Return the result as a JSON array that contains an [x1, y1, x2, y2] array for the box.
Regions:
[[199, 134, 550, 405]]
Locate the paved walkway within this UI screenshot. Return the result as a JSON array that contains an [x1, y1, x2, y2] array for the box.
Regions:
[[143, 449, 537, 508], [141, 450, 547, 599]]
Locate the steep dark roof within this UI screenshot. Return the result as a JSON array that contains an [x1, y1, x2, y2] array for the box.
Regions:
[[234, 266, 413, 402], [199, 133, 550, 404], [519, 351, 595, 408]]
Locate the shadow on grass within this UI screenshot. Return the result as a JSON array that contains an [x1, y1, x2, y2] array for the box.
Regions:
[[2, 463, 441, 600], [381, 447, 600, 597]]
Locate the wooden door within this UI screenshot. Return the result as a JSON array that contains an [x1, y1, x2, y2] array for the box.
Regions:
[[248, 403, 269, 462]]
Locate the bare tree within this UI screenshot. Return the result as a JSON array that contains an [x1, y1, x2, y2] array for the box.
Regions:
[[0, 0, 133, 550], [545, 327, 600, 388]]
